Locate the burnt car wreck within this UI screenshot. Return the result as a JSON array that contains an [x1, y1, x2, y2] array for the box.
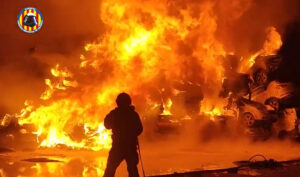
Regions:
[[148, 54, 300, 142]]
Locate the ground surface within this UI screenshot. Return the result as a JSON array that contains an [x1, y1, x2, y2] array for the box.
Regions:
[[1, 139, 300, 177]]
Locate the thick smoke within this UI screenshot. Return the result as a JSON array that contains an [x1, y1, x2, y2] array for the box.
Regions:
[[0, 0, 104, 115], [215, 0, 300, 56]]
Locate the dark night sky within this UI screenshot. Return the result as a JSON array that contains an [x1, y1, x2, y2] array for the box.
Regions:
[[276, 19, 300, 85]]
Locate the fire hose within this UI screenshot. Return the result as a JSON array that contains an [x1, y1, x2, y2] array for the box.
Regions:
[[137, 139, 146, 177]]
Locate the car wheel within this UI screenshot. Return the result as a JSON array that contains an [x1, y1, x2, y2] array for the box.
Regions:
[[242, 112, 256, 127]]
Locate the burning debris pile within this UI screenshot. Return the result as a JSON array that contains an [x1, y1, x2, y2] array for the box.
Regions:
[[1, 0, 300, 151]]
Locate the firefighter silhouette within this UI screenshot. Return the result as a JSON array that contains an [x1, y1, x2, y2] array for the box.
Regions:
[[23, 12, 37, 27]]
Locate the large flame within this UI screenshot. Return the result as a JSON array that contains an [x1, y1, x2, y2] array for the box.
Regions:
[[8, 0, 283, 150]]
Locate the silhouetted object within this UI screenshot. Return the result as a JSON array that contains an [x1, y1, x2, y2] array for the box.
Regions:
[[103, 93, 143, 177], [265, 92, 300, 139], [23, 13, 37, 27], [271, 32, 300, 132], [220, 73, 252, 99]]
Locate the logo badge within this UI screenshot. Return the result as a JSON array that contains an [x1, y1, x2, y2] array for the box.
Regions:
[[18, 7, 43, 33]]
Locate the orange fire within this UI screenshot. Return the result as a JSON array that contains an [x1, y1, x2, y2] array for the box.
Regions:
[[161, 99, 173, 116], [238, 26, 282, 73], [9, 0, 283, 150]]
